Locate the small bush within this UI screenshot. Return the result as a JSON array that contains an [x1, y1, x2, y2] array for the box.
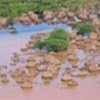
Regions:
[[78, 23, 94, 35], [45, 38, 69, 52], [49, 28, 68, 40], [35, 28, 70, 52], [70, 23, 95, 35]]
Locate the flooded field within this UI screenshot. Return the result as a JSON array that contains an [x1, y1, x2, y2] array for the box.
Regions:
[[0, 76, 100, 100], [0, 23, 71, 64], [0, 23, 100, 100]]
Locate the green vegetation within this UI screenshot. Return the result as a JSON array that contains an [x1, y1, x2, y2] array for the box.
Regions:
[[0, 0, 99, 20], [35, 28, 69, 52], [78, 23, 95, 35], [35, 41, 46, 50], [70, 23, 80, 29], [70, 23, 95, 35]]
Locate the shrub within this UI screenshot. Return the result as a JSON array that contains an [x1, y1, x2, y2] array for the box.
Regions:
[[45, 38, 69, 52], [70, 23, 95, 35], [78, 23, 95, 35], [35, 28, 70, 52], [49, 28, 69, 40]]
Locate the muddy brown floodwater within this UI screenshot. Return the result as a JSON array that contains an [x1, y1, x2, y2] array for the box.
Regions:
[[0, 32, 100, 100], [0, 76, 100, 100]]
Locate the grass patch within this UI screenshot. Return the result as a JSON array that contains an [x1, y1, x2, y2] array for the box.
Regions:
[[0, 0, 99, 20]]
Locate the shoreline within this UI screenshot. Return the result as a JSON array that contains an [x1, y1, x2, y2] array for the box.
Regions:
[[0, 7, 99, 31]]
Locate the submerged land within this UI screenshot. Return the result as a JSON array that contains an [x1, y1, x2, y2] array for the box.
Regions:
[[0, 0, 100, 100]]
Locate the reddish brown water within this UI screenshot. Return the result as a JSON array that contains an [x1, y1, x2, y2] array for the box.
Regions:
[[0, 76, 100, 100], [0, 34, 100, 100]]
